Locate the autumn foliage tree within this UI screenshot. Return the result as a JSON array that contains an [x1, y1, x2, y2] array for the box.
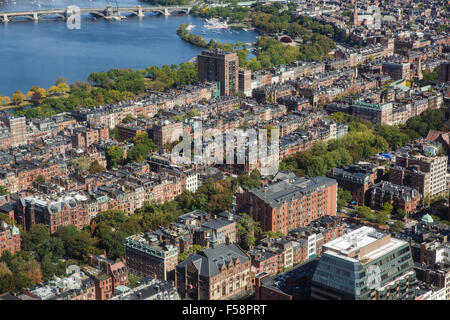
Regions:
[[11, 90, 25, 105]]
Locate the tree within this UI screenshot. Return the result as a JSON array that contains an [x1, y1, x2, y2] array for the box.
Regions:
[[88, 160, 106, 174], [127, 132, 158, 163], [30, 91, 43, 106], [21, 224, 51, 252], [0, 95, 10, 105], [356, 206, 374, 221], [0, 262, 12, 277], [11, 90, 25, 105], [106, 146, 124, 169], [237, 213, 261, 249], [337, 188, 352, 211], [128, 275, 140, 289], [48, 85, 59, 96], [109, 128, 119, 141], [55, 77, 67, 86], [99, 231, 127, 260], [0, 185, 8, 196], [71, 155, 91, 174], [260, 231, 284, 239], [397, 209, 407, 218], [122, 114, 135, 124], [35, 237, 65, 262], [390, 220, 405, 233], [178, 245, 204, 262], [56, 82, 70, 94], [56, 225, 94, 262], [18, 260, 43, 284]]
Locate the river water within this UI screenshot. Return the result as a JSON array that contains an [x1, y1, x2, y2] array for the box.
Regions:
[[0, 0, 258, 96]]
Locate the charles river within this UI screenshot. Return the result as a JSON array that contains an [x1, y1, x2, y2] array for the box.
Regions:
[[0, 0, 258, 96]]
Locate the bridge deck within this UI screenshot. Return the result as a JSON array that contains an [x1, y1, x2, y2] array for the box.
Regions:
[[1, 6, 192, 15]]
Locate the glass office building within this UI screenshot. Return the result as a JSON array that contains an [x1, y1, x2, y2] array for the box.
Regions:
[[311, 226, 416, 300]]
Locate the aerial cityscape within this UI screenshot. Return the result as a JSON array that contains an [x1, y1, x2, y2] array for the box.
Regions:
[[0, 0, 449, 305]]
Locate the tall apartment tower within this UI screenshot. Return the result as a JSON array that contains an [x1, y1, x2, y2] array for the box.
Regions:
[[1, 115, 27, 147], [197, 49, 239, 96]]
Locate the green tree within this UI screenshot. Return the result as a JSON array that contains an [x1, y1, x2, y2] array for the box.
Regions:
[[21, 224, 51, 252], [122, 114, 135, 124], [88, 160, 106, 174], [106, 145, 124, 169], [337, 188, 352, 211], [390, 220, 405, 233], [0, 185, 8, 196], [11, 90, 25, 105], [98, 231, 127, 260], [356, 206, 374, 221], [236, 213, 261, 249]]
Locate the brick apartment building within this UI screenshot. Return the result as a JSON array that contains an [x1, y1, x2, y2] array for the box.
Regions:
[[389, 150, 447, 198], [382, 62, 411, 80], [198, 49, 239, 96], [116, 123, 146, 141], [197, 49, 239, 96], [71, 125, 109, 148], [16, 194, 90, 234], [151, 121, 183, 148], [236, 172, 337, 234], [326, 163, 380, 206], [351, 101, 393, 125]]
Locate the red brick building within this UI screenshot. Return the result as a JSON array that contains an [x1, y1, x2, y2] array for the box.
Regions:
[[86, 254, 129, 299], [16, 194, 90, 234], [0, 221, 20, 255], [368, 181, 421, 214], [327, 163, 380, 206], [236, 173, 338, 234]]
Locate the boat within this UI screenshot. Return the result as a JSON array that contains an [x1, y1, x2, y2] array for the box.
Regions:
[[186, 24, 195, 31]]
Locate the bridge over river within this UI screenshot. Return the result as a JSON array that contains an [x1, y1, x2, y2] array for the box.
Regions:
[[0, 5, 192, 23]]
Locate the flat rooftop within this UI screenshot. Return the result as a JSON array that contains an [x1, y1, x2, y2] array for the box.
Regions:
[[323, 226, 408, 263], [324, 226, 383, 254]]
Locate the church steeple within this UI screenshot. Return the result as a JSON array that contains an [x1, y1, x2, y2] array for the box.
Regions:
[[209, 232, 218, 248]]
